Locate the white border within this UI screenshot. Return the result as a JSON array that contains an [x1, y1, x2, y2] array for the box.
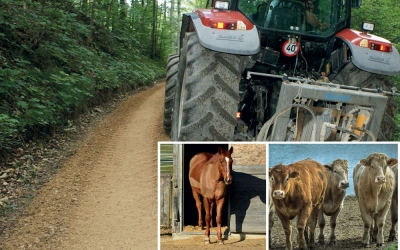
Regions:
[[158, 141, 399, 249]]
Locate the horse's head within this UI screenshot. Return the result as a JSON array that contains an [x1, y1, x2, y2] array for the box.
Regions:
[[217, 146, 234, 185]]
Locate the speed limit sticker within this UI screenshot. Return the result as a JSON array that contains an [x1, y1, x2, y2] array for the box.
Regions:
[[282, 40, 299, 57]]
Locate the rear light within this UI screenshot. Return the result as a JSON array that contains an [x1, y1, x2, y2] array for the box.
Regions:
[[370, 43, 392, 52], [236, 112, 241, 119], [210, 21, 236, 30]]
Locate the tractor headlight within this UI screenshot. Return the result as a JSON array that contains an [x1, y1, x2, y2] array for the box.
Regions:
[[362, 22, 374, 32], [214, 1, 229, 10]]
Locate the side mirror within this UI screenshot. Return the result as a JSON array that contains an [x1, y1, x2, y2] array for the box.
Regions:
[[351, 0, 361, 8]]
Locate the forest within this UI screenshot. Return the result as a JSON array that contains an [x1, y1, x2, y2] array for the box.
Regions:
[[0, 0, 399, 156]]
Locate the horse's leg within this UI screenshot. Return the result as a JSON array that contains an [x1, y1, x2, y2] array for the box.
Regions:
[[203, 197, 211, 244], [210, 200, 215, 227], [215, 197, 225, 244], [191, 189, 203, 228]]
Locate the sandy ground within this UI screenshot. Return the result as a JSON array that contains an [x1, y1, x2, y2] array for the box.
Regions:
[[160, 235, 266, 249], [0, 83, 169, 249], [0, 82, 267, 250], [270, 196, 398, 250]]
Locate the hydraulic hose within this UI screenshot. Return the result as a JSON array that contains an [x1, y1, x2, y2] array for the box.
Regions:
[[256, 104, 317, 141]]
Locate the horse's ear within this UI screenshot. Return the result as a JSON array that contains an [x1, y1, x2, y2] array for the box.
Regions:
[[229, 146, 233, 154], [218, 147, 223, 154]]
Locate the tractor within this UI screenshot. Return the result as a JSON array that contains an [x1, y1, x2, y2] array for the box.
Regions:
[[163, 0, 400, 141]]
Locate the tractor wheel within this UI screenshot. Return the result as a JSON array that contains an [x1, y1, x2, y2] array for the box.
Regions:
[[163, 54, 179, 134], [331, 62, 397, 141], [171, 32, 248, 141]]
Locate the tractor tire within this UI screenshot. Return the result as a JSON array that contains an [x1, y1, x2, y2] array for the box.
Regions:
[[331, 62, 397, 141], [171, 32, 247, 141], [163, 54, 179, 134]]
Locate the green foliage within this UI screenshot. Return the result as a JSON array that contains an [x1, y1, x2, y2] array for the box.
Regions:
[[0, 0, 166, 155], [384, 241, 398, 250]]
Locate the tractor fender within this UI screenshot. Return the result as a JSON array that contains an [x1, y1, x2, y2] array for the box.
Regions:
[[335, 29, 400, 76], [186, 11, 260, 55]]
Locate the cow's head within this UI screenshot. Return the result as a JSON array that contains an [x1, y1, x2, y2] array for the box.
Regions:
[[217, 146, 234, 185], [269, 164, 299, 199], [324, 159, 349, 189], [360, 153, 398, 185]]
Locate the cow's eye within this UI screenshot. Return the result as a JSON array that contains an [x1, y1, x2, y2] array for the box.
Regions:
[[334, 170, 337, 173]]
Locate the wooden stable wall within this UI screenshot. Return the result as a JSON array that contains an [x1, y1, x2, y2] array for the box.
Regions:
[[160, 174, 172, 227], [229, 165, 266, 233]]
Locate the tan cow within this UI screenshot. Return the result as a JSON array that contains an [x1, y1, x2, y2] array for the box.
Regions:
[[318, 159, 349, 245], [388, 162, 398, 241], [269, 159, 328, 250], [353, 153, 397, 247]]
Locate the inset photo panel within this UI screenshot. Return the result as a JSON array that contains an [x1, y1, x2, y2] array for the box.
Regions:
[[159, 143, 267, 249], [268, 143, 398, 250]]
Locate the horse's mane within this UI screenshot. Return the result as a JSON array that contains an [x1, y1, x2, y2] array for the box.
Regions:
[[207, 152, 220, 165]]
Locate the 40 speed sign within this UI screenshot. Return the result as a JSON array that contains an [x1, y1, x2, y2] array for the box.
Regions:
[[282, 40, 299, 57]]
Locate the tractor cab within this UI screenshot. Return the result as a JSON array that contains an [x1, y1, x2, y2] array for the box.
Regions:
[[237, 0, 350, 38]]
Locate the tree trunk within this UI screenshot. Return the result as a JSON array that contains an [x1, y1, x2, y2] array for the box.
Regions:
[[85, 0, 97, 46], [120, 0, 127, 19], [170, 0, 175, 50], [106, 0, 115, 30], [151, 0, 157, 58]]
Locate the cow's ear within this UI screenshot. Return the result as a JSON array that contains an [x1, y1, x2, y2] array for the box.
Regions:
[[324, 164, 333, 171], [229, 146, 234, 154], [360, 158, 370, 167], [387, 158, 398, 167], [289, 171, 299, 178]]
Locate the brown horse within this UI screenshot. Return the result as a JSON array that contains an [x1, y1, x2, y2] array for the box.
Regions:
[[189, 146, 233, 244]]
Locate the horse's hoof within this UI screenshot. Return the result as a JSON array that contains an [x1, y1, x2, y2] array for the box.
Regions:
[[204, 237, 210, 244], [363, 244, 369, 248], [217, 240, 224, 245], [376, 243, 383, 247], [328, 241, 336, 245]]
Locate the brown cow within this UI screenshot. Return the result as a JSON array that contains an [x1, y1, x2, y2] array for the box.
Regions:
[[269, 159, 328, 250], [318, 159, 349, 245], [388, 162, 398, 241], [353, 153, 397, 247]]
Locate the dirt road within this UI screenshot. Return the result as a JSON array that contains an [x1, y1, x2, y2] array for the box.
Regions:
[[1, 83, 169, 249]]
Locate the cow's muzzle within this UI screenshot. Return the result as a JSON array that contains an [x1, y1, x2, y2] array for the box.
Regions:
[[273, 190, 285, 199], [340, 181, 349, 189], [375, 176, 386, 184]]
